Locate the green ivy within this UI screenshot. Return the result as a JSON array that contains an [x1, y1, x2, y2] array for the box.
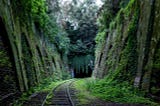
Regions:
[[95, 30, 106, 44], [0, 50, 11, 68], [109, 0, 140, 82], [12, 0, 70, 54], [31, 0, 47, 26]]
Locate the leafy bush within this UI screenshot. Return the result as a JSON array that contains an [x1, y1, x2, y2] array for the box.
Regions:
[[73, 78, 158, 106], [84, 78, 96, 91]]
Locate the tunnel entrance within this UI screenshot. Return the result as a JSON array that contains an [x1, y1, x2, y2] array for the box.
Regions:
[[73, 66, 93, 78], [0, 17, 18, 100], [69, 55, 94, 78]]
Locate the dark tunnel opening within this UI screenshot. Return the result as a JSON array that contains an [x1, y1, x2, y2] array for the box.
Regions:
[[69, 55, 94, 78], [73, 66, 93, 78]]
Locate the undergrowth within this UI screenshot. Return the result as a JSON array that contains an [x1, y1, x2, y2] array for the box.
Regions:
[[87, 77, 159, 106], [73, 78, 96, 105], [74, 78, 159, 106]]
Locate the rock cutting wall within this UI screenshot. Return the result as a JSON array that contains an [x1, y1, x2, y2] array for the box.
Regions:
[[93, 0, 160, 97], [0, 0, 65, 104]]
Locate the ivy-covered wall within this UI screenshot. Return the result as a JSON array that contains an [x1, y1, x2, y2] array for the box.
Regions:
[[93, 0, 160, 97], [0, 0, 66, 104], [0, 17, 17, 103]]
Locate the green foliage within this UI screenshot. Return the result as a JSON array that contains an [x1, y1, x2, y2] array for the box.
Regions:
[[0, 41, 11, 68], [88, 78, 158, 106], [69, 39, 93, 55], [73, 78, 159, 106], [115, 8, 125, 25], [55, 31, 70, 54], [12, 0, 70, 54], [120, 0, 130, 8], [66, 21, 97, 55], [151, 44, 160, 95], [92, 0, 159, 105], [126, 9, 139, 77], [42, 17, 58, 39], [95, 0, 140, 81], [13, 77, 66, 105], [108, 0, 140, 82], [83, 78, 96, 91], [30, 0, 48, 26], [61, 70, 71, 80], [95, 30, 106, 44], [21, 35, 36, 86], [123, 0, 139, 18], [12, 0, 47, 26], [0, 50, 11, 68], [95, 0, 123, 45], [153, 47, 160, 69], [97, 1, 114, 29], [64, 0, 98, 62], [73, 78, 96, 105]]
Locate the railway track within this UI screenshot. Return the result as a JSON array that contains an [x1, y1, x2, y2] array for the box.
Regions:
[[44, 80, 75, 106], [23, 80, 76, 106]]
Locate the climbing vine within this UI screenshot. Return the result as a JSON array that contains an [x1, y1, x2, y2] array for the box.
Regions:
[[114, 0, 140, 82]]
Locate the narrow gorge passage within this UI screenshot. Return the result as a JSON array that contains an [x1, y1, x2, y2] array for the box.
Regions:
[[0, 0, 160, 106]]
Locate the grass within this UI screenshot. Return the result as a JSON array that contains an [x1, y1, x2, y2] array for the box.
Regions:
[[73, 78, 97, 105], [73, 77, 159, 106], [90, 77, 159, 106], [14, 77, 159, 106]]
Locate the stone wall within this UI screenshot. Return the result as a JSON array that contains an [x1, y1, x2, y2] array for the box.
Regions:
[[0, 0, 64, 103], [93, 0, 160, 96]]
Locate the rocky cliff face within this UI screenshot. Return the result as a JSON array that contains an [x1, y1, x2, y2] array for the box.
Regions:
[[93, 0, 160, 97], [0, 0, 65, 103]]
